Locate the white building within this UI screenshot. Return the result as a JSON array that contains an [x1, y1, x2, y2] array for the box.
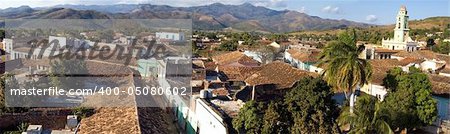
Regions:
[[382, 6, 418, 52], [156, 32, 185, 41], [67, 38, 93, 49], [360, 83, 388, 101], [22, 125, 43, 134], [49, 36, 67, 48], [443, 39, 450, 43], [195, 99, 228, 134], [3, 38, 13, 53]]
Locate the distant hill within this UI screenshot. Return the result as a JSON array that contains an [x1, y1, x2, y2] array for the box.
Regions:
[[0, 3, 371, 33], [291, 17, 450, 36], [290, 17, 450, 44]]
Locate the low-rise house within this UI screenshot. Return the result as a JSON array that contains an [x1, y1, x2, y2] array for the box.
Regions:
[[194, 99, 232, 134], [156, 32, 185, 41], [393, 50, 449, 72], [239, 61, 317, 101], [268, 41, 290, 53], [212, 51, 261, 88], [361, 59, 403, 100], [429, 74, 450, 95], [212, 51, 260, 67], [361, 57, 450, 101], [284, 49, 322, 73], [439, 66, 450, 77], [373, 48, 399, 59], [359, 44, 399, 60]]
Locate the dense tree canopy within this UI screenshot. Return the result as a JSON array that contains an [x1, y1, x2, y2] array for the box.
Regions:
[[234, 77, 339, 134], [433, 41, 450, 55], [285, 77, 339, 134], [216, 39, 238, 51], [261, 101, 284, 134], [232, 100, 264, 133], [381, 67, 438, 131]]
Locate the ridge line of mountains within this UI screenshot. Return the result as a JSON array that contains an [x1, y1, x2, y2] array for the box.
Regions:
[[0, 3, 392, 33]]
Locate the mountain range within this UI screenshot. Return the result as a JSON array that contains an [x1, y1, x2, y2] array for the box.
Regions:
[[0, 3, 373, 33]]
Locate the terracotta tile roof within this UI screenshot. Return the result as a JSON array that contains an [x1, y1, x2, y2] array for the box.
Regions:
[[237, 55, 260, 66], [76, 50, 138, 66], [437, 54, 450, 65], [21, 58, 50, 67], [429, 74, 450, 94], [86, 61, 132, 75], [212, 51, 260, 66], [137, 107, 170, 134], [393, 50, 443, 60], [212, 89, 229, 96], [219, 66, 262, 81], [78, 107, 140, 134], [398, 57, 425, 66], [192, 60, 205, 69], [279, 41, 292, 46], [212, 51, 244, 65], [374, 48, 400, 53], [287, 49, 320, 63], [258, 40, 273, 45], [204, 61, 217, 70], [13, 47, 32, 53], [440, 67, 450, 74], [244, 61, 317, 89], [369, 59, 402, 85]]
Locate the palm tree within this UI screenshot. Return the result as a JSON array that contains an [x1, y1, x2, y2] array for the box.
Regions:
[[338, 95, 393, 134], [318, 29, 372, 101]]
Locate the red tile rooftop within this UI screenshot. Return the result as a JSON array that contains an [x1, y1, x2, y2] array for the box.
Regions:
[[212, 51, 259, 66], [287, 49, 321, 63], [374, 48, 400, 53], [369, 59, 402, 85], [78, 107, 140, 134], [394, 50, 448, 61], [245, 61, 317, 89]]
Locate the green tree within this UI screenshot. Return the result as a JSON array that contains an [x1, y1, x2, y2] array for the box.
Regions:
[[381, 67, 438, 131], [72, 107, 94, 119], [0, 74, 15, 114], [433, 41, 450, 54], [400, 72, 437, 125], [426, 38, 436, 50], [254, 45, 275, 64], [339, 95, 393, 134], [318, 30, 372, 100], [233, 100, 263, 133], [443, 29, 450, 39], [216, 40, 238, 51], [261, 101, 282, 134], [0, 29, 4, 40], [49, 59, 88, 89], [382, 67, 405, 91], [285, 77, 339, 134]]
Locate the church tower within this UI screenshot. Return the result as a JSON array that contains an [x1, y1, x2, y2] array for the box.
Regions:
[[382, 5, 417, 51], [394, 5, 409, 42]]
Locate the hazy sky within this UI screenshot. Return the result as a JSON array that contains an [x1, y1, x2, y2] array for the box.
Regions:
[[1, 0, 449, 24]]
